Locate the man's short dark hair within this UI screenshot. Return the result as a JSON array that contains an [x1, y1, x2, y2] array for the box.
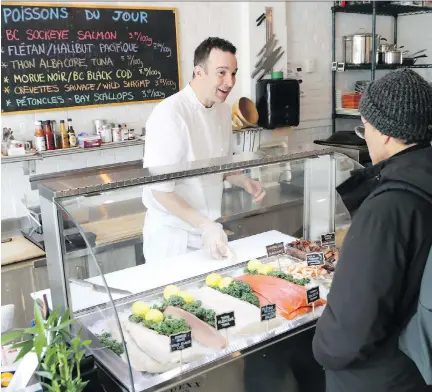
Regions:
[[193, 37, 236, 77]]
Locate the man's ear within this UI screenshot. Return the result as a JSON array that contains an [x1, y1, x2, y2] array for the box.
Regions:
[[383, 134, 392, 145], [194, 64, 206, 78], [193, 65, 201, 78]]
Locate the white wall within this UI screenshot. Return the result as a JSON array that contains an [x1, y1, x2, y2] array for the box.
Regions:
[[398, 13, 432, 81]]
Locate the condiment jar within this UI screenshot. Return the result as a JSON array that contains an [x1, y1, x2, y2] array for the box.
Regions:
[[101, 124, 113, 143]]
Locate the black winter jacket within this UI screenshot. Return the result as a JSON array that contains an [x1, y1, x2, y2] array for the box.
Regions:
[[312, 144, 432, 392]]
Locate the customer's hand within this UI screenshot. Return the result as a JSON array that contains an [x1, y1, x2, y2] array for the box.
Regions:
[[243, 178, 266, 203]]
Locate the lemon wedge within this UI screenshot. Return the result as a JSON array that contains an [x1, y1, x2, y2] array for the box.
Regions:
[[163, 285, 180, 300], [257, 264, 274, 275], [131, 301, 150, 317], [205, 273, 222, 287], [248, 258, 262, 271], [218, 277, 233, 289], [178, 291, 194, 304], [145, 309, 164, 323]]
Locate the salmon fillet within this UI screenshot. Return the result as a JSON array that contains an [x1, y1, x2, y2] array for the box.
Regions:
[[235, 275, 326, 320]]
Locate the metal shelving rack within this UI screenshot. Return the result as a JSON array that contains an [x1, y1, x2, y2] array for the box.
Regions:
[[331, 1, 432, 133]]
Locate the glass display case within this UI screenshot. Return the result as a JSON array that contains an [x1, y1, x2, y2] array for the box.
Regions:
[[36, 148, 362, 392]]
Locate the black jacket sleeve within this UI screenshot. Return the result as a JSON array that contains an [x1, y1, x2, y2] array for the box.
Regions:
[[312, 192, 408, 370]]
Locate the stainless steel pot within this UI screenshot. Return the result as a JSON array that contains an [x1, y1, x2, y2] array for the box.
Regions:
[[343, 31, 381, 64], [385, 49, 403, 64], [376, 39, 395, 64]]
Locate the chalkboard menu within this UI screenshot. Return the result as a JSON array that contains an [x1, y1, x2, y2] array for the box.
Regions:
[[1, 3, 180, 114]]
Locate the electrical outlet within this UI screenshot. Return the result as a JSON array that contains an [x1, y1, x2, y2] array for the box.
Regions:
[[305, 59, 315, 73]]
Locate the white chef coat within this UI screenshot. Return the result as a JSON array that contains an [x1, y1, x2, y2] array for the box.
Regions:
[[142, 83, 233, 262]]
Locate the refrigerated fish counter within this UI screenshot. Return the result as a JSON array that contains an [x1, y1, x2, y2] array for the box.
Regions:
[[35, 148, 358, 392]]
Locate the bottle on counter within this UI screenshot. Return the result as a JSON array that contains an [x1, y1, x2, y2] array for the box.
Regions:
[[112, 124, 121, 143], [101, 124, 113, 143], [44, 120, 55, 151], [51, 120, 61, 150], [67, 118, 77, 147], [59, 120, 69, 149], [120, 123, 129, 141], [34, 121, 46, 152]]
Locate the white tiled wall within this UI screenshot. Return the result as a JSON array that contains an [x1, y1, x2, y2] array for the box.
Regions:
[[1, 145, 145, 219]]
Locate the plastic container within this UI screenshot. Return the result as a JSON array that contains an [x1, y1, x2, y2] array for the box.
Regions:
[[101, 124, 113, 143], [112, 126, 121, 142], [78, 135, 102, 148], [342, 92, 361, 109]]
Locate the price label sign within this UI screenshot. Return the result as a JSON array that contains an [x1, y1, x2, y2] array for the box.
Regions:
[[321, 232, 336, 247], [306, 252, 325, 266], [266, 242, 285, 258], [306, 286, 320, 305], [170, 331, 192, 352], [260, 304, 276, 322], [215, 311, 236, 331]]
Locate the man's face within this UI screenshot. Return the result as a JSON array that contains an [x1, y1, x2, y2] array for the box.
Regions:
[[195, 48, 238, 104]]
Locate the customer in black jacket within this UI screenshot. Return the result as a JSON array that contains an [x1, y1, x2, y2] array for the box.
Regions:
[[312, 68, 432, 392]]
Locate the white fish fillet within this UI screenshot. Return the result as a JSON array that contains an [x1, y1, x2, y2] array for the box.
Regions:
[[107, 319, 177, 374], [191, 287, 284, 337], [122, 320, 213, 366], [164, 306, 227, 350]]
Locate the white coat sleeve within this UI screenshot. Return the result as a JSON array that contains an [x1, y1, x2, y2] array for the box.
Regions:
[[143, 106, 186, 193], [224, 105, 234, 157]]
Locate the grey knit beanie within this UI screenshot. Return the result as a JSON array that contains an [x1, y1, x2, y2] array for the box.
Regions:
[[359, 69, 432, 143]]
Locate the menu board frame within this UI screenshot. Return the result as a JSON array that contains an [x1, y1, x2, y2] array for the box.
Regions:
[[1, 2, 182, 115]]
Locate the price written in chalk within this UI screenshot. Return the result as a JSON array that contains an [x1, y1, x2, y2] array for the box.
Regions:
[[306, 286, 320, 304], [141, 89, 165, 99], [260, 304, 277, 321], [128, 31, 153, 46], [306, 252, 324, 266], [170, 331, 192, 352], [215, 311, 236, 331], [266, 242, 285, 258]]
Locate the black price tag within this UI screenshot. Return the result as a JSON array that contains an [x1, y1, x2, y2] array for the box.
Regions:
[[260, 304, 276, 321], [306, 286, 320, 304], [170, 331, 192, 352], [306, 252, 324, 266], [321, 232, 336, 247], [215, 311, 236, 331], [266, 242, 285, 258]]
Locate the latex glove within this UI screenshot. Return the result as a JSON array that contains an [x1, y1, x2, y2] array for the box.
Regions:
[[199, 221, 231, 260], [243, 178, 266, 203]]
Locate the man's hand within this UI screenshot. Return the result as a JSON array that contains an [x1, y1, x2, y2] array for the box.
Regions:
[[225, 173, 266, 204], [199, 221, 231, 260], [243, 178, 266, 203]]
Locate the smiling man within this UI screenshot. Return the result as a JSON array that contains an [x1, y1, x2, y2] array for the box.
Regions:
[[142, 37, 265, 263]]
